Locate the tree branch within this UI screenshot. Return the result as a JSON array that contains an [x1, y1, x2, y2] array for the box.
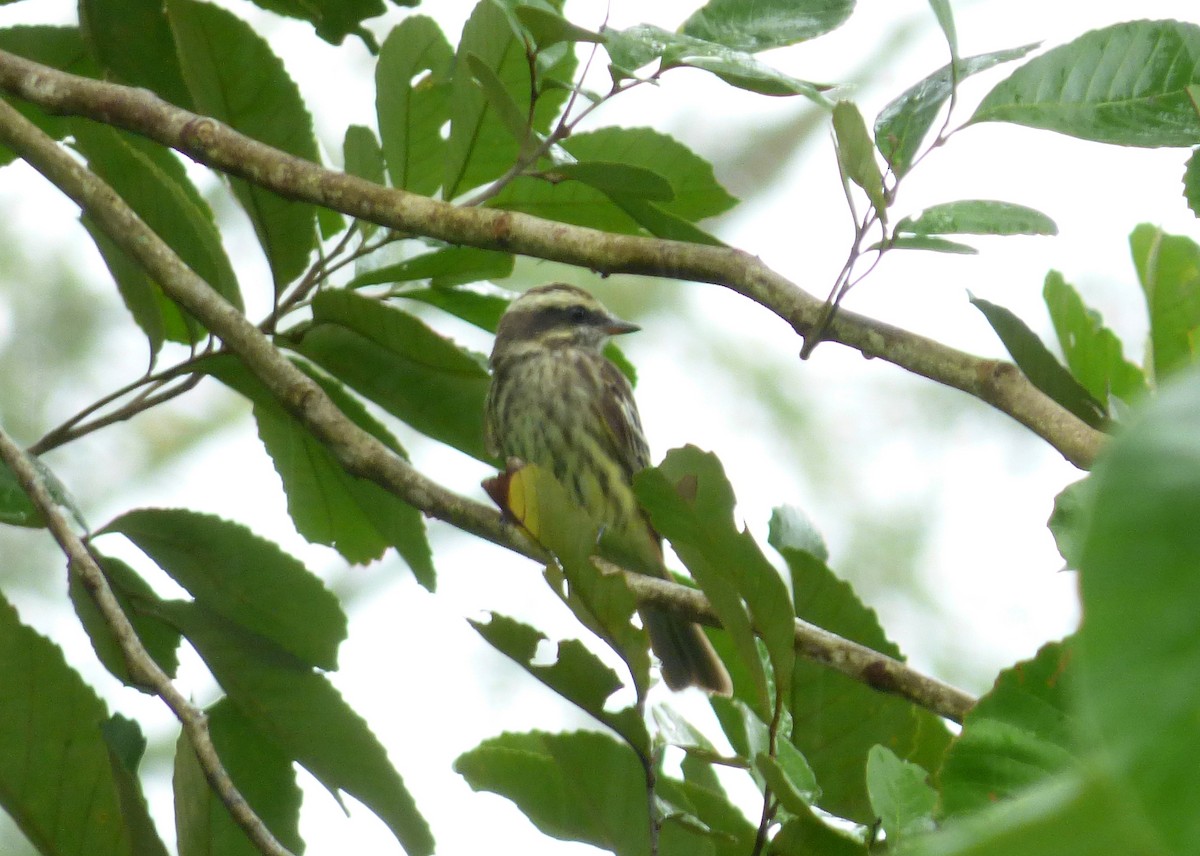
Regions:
[[0, 426, 295, 856], [0, 49, 1104, 468], [0, 91, 975, 723]]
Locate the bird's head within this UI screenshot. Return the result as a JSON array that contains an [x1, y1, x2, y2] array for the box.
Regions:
[[492, 283, 640, 359]]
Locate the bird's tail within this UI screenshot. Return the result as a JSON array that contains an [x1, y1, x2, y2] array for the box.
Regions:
[[642, 607, 732, 695]]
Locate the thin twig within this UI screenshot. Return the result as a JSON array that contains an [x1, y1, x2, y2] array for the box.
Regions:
[[0, 427, 294, 856]]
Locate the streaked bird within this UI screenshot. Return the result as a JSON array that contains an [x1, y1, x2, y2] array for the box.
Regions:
[[484, 283, 732, 694]]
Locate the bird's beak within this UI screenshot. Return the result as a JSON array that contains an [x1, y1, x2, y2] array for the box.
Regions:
[[604, 317, 641, 336]]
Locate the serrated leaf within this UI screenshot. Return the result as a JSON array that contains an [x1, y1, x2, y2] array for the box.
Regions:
[[158, 600, 434, 855], [174, 698, 303, 856], [940, 640, 1078, 817], [875, 44, 1038, 177], [167, 0, 319, 290], [79, 0, 191, 107], [680, 0, 854, 52], [203, 354, 436, 580], [293, 289, 492, 461], [767, 541, 951, 823], [1042, 270, 1147, 404], [635, 446, 794, 716], [896, 200, 1057, 236], [833, 100, 886, 214], [1185, 146, 1200, 218], [455, 730, 649, 855], [376, 16, 453, 197], [656, 773, 759, 852], [969, 294, 1108, 429], [469, 613, 649, 753], [1075, 370, 1200, 854], [866, 745, 936, 844], [102, 507, 347, 670], [971, 20, 1200, 147], [102, 715, 170, 856], [1130, 224, 1200, 381], [0, 593, 147, 856], [349, 246, 514, 289], [71, 122, 241, 350], [773, 809, 867, 855], [70, 555, 181, 689]]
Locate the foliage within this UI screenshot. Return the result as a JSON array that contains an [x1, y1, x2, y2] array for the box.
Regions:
[[0, 1, 1199, 855]]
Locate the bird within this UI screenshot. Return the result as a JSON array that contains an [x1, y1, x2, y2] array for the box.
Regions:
[[484, 282, 732, 695]]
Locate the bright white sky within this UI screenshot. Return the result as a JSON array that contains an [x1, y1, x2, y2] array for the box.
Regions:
[[2, 1, 1199, 854]]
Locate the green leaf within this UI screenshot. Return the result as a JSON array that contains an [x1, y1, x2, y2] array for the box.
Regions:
[[203, 354, 436, 580], [680, 0, 854, 52], [160, 600, 435, 856], [926, 0, 957, 59], [167, 0, 319, 289], [491, 127, 737, 235], [376, 16, 453, 197], [1075, 367, 1200, 854], [343, 124, 385, 185], [551, 161, 675, 202], [445, 0, 574, 198], [0, 593, 147, 856], [881, 234, 977, 254], [1042, 270, 1147, 404], [656, 773, 758, 853], [0, 450, 86, 530], [969, 294, 1108, 428], [773, 809, 867, 855], [513, 6, 602, 47], [635, 446, 794, 716], [241, 0, 390, 47], [940, 640, 1078, 818], [866, 745, 936, 844], [1047, 478, 1090, 571], [757, 747, 819, 814], [0, 27, 100, 165], [70, 555, 182, 688], [174, 698, 303, 856], [79, 0, 191, 107], [604, 23, 829, 100], [906, 769, 1164, 856], [971, 20, 1200, 147], [768, 538, 951, 823], [395, 285, 509, 331], [1130, 224, 1200, 381], [102, 507, 347, 670], [469, 613, 650, 753], [466, 50, 532, 148], [455, 730, 650, 856], [1185, 146, 1200, 218], [71, 122, 242, 351], [875, 44, 1038, 177], [896, 200, 1057, 236], [293, 289, 493, 461], [767, 505, 828, 565], [102, 715, 170, 856], [349, 246, 515, 289], [832, 101, 886, 215]]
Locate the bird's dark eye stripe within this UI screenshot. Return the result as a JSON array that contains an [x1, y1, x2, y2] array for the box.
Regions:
[[560, 304, 596, 325]]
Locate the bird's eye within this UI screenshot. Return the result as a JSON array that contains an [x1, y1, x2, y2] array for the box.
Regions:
[[567, 305, 588, 323]]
